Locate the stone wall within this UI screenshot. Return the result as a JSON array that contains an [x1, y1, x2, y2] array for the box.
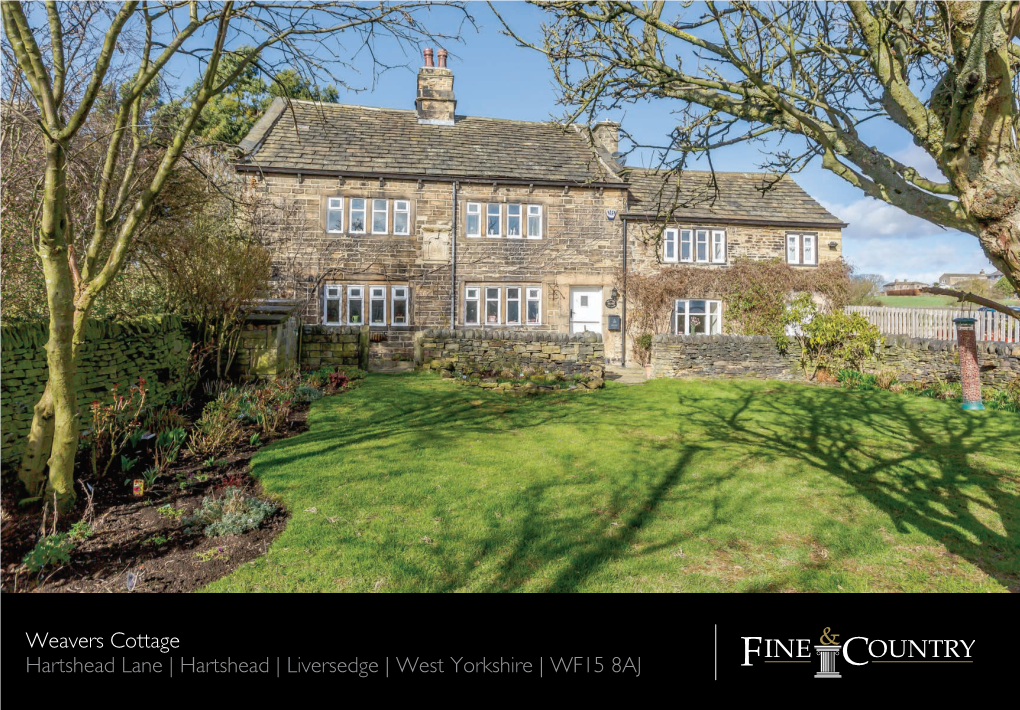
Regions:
[[650, 333, 1020, 388], [651, 334, 800, 380], [299, 325, 369, 370], [416, 329, 605, 376], [1, 316, 191, 462], [865, 335, 1019, 389]]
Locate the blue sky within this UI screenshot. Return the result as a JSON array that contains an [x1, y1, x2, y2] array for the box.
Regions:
[[167, 1, 995, 284]]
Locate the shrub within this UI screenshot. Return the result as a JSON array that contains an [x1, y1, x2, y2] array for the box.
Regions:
[[294, 384, 323, 403], [22, 533, 74, 574], [143, 405, 188, 435], [911, 377, 962, 401], [67, 521, 93, 542], [635, 333, 654, 365], [327, 371, 350, 391], [988, 379, 1020, 412], [787, 294, 882, 379], [185, 487, 277, 537], [188, 401, 243, 458], [875, 371, 899, 391], [836, 369, 879, 391], [154, 427, 187, 471], [83, 378, 147, 478]]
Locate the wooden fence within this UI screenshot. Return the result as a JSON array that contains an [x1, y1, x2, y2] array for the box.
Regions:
[[845, 306, 1020, 343]]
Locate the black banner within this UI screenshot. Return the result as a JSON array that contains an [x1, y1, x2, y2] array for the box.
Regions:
[[1, 595, 1012, 698]]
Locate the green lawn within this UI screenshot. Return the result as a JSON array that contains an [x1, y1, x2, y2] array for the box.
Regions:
[[206, 374, 1020, 593]]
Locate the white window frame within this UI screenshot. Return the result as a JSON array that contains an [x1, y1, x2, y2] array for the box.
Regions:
[[680, 229, 693, 263], [695, 229, 709, 263], [526, 286, 542, 325], [507, 204, 523, 238], [393, 200, 410, 236], [349, 199, 367, 234], [802, 234, 816, 265], [787, 233, 800, 264], [505, 286, 522, 325], [711, 229, 727, 264], [663, 228, 678, 263], [466, 203, 482, 238], [347, 285, 365, 325], [369, 285, 387, 325], [371, 199, 388, 235], [486, 203, 502, 238], [675, 299, 723, 335], [326, 197, 344, 234], [323, 285, 343, 325], [464, 286, 481, 325], [786, 233, 819, 265], [526, 205, 543, 239], [391, 286, 409, 326], [485, 286, 501, 324]]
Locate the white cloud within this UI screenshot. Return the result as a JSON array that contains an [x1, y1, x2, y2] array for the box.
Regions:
[[820, 196, 947, 241], [820, 195, 994, 283], [891, 144, 946, 183], [841, 234, 994, 284]]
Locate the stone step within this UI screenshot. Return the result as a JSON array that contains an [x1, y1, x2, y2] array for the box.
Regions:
[[370, 361, 415, 374], [604, 365, 650, 384]]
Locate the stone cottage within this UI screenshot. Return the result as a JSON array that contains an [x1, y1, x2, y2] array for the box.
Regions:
[[236, 48, 845, 365]]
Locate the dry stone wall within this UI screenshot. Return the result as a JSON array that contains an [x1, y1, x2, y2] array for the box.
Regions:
[[1, 316, 191, 462], [300, 325, 368, 370], [417, 329, 605, 376], [650, 333, 1020, 388], [865, 335, 1019, 389]]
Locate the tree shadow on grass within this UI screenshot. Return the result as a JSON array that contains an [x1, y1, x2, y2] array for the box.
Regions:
[[471, 445, 710, 592], [674, 382, 1020, 592], [249, 376, 1019, 592], [251, 375, 580, 482]]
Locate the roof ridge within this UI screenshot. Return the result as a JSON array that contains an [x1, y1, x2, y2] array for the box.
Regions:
[[622, 166, 785, 177], [285, 99, 588, 129]]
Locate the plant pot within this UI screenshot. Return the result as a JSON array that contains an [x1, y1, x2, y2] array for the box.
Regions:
[[644, 364, 652, 379]]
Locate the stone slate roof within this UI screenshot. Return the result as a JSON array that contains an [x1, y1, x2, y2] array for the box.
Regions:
[[939, 271, 1002, 279], [239, 98, 621, 184], [239, 100, 843, 228], [623, 167, 846, 228]]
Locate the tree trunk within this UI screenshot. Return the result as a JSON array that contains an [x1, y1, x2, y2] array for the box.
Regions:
[[976, 219, 1020, 296], [957, 174, 1020, 297], [22, 140, 79, 511], [17, 383, 54, 497]]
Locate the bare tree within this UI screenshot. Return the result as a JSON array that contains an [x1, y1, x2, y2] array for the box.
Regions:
[[2, 1, 467, 508], [495, 1, 1020, 319]]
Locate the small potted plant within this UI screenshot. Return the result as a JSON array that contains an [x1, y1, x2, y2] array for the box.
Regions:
[[637, 333, 653, 379]]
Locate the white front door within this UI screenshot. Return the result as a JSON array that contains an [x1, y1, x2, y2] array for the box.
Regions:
[[570, 287, 603, 334]]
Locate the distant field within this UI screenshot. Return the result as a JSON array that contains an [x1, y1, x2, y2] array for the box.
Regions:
[[875, 295, 962, 307]]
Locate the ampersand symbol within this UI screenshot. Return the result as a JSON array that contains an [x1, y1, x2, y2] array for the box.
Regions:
[[820, 627, 840, 645]]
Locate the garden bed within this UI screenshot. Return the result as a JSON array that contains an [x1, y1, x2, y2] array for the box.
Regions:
[[0, 366, 364, 593]]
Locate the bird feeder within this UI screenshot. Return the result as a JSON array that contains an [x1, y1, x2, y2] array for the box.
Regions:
[[953, 317, 984, 411]]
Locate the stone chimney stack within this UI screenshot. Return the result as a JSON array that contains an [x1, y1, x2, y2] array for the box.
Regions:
[[592, 120, 620, 154], [416, 47, 456, 126]]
